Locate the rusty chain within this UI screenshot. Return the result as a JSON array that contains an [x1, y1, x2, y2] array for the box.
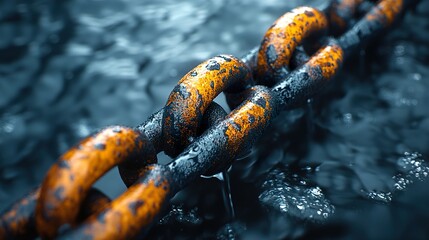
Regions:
[[0, 0, 420, 239]]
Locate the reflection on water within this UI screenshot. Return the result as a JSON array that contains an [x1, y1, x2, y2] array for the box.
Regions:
[[1, 0, 429, 239]]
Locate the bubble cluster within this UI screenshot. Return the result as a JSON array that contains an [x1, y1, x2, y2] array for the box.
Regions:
[[159, 205, 202, 226], [393, 152, 429, 191], [365, 191, 393, 203], [259, 168, 335, 221], [364, 152, 429, 203]]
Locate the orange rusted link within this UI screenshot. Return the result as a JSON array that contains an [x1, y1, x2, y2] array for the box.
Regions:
[[58, 164, 173, 240], [338, 0, 408, 57], [35, 126, 156, 238], [0, 188, 110, 240], [328, 0, 363, 36], [162, 55, 253, 157], [255, 7, 328, 86], [229, 45, 311, 110], [0, 188, 39, 240], [272, 38, 344, 109], [61, 87, 277, 240], [242, 45, 310, 74], [169, 86, 279, 189]]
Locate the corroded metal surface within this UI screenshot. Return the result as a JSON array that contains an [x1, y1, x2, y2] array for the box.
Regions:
[[168, 86, 279, 190], [338, 0, 408, 56], [272, 38, 344, 109], [59, 165, 172, 240], [0, 188, 110, 240], [36, 126, 155, 238], [255, 7, 328, 86], [0, 189, 39, 240], [162, 55, 252, 157], [0, 0, 418, 239]]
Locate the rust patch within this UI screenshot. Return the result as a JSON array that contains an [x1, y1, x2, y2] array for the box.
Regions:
[[162, 55, 252, 157], [0, 189, 39, 240], [256, 7, 328, 85], [36, 126, 154, 238], [225, 88, 275, 155], [307, 40, 344, 80], [59, 166, 171, 240], [365, 0, 403, 25]]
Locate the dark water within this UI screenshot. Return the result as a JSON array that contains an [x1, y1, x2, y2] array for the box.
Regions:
[[1, 0, 429, 239]]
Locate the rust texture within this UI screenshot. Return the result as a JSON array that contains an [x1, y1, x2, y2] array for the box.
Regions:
[[0, 1, 417, 239], [0, 188, 110, 240], [162, 55, 253, 157], [338, 0, 406, 56], [168, 86, 279, 189], [255, 7, 328, 86], [272, 38, 344, 109], [36, 126, 156, 238], [58, 165, 172, 240], [0, 189, 39, 240]]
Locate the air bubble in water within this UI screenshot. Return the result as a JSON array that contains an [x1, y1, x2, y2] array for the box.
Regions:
[[159, 205, 202, 226], [365, 152, 429, 202], [365, 191, 392, 203], [259, 168, 335, 221], [393, 152, 429, 191]]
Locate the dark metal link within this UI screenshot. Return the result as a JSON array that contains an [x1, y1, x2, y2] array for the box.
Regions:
[[120, 101, 229, 186], [56, 86, 278, 240], [338, 0, 414, 57], [328, 0, 364, 36], [272, 38, 344, 109], [168, 86, 279, 189]]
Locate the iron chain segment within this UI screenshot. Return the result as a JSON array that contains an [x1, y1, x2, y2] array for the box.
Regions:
[[0, 0, 419, 239]]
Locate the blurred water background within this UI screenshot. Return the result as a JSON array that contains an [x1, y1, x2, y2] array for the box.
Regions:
[[0, 0, 428, 239]]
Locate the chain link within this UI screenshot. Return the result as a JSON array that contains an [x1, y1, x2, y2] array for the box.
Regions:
[[0, 0, 419, 239]]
